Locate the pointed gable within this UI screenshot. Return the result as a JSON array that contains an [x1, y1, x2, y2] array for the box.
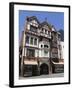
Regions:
[[52, 25, 56, 31], [39, 21, 52, 31], [26, 16, 40, 25]]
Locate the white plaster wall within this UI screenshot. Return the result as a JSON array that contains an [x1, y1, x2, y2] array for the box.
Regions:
[[24, 48, 38, 57], [26, 20, 38, 30], [39, 41, 50, 57], [35, 49, 39, 57], [61, 41, 64, 59], [58, 41, 64, 59], [24, 48, 27, 56], [27, 23, 30, 30]]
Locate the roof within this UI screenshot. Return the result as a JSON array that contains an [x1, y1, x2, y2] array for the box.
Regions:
[[26, 16, 40, 24], [52, 25, 56, 31], [39, 21, 52, 30], [52, 61, 64, 64], [26, 16, 58, 32]]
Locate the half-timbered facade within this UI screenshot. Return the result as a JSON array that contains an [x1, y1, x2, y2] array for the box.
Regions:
[[19, 16, 64, 77]]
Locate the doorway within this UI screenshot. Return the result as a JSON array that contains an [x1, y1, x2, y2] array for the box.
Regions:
[[40, 63, 49, 75]]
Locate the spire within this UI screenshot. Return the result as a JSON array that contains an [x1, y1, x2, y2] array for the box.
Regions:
[[45, 17, 47, 22]]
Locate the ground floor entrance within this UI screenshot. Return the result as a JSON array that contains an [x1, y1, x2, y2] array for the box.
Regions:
[[40, 63, 49, 75], [23, 63, 49, 77]]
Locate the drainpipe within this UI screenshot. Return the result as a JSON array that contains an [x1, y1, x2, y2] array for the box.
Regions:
[[49, 32, 53, 74], [49, 38, 52, 74], [21, 31, 26, 77], [21, 19, 27, 77], [37, 38, 40, 76]]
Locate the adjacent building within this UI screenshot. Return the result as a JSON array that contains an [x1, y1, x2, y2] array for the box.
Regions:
[[19, 16, 64, 77]]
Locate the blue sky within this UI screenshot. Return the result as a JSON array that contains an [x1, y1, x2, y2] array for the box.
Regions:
[[19, 10, 64, 41]]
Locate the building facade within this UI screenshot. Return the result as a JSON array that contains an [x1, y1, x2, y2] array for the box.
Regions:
[[19, 16, 64, 77]]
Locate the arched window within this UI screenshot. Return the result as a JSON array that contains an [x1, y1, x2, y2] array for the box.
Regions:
[[30, 25, 37, 33], [45, 29, 47, 34], [44, 45, 48, 48], [26, 49, 35, 57], [41, 28, 44, 33], [44, 45, 48, 54], [26, 36, 29, 44], [34, 38, 37, 45], [41, 45, 43, 48], [30, 37, 33, 45], [40, 63, 49, 74]]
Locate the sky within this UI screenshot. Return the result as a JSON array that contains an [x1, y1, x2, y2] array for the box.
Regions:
[[19, 10, 64, 42]]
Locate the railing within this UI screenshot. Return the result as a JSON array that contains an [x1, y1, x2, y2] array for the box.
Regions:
[[23, 56, 38, 61], [25, 30, 51, 38], [40, 33, 51, 38], [23, 56, 49, 61], [25, 30, 39, 36]]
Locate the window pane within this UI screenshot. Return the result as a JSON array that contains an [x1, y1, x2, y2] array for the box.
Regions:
[[34, 38, 37, 45], [30, 25, 37, 33], [26, 36, 29, 44], [30, 37, 33, 45], [41, 45, 43, 48], [45, 29, 47, 34], [48, 31, 50, 35], [41, 28, 44, 33], [26, 49, 35, 57], [44, 45, 48, 48]]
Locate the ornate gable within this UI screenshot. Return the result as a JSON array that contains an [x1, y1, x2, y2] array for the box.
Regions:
[[26, 16, 40, 25], [39, 21, 52, 31]]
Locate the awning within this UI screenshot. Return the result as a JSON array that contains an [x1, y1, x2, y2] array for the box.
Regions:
[[52, 61, 64, 65], [24, 61, 38, 65]]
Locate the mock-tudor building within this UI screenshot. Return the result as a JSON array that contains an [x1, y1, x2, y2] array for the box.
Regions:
[[19, 16, 64, 77]]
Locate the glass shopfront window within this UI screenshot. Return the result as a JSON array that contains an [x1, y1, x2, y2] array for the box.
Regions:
[[26, 49, 35, 57]]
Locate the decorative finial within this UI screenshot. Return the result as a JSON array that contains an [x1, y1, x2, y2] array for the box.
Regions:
[[45, 17, 47, 22]]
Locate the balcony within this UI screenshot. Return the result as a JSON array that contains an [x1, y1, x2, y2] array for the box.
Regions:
[[23, 56, 39, 61], [25, 29, 39, 36], [40, 33, 51, 38]]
